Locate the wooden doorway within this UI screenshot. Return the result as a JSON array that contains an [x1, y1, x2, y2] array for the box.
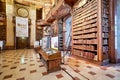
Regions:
[[16, 37, 29, 49]]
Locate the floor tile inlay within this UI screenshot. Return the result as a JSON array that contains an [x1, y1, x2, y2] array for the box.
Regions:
[[0, 49, 120, 80]]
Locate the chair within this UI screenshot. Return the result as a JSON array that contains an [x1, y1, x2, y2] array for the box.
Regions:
[[0, 41, 3, 52]]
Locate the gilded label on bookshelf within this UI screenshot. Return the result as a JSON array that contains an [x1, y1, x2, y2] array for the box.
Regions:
[[74, 0, 87, 9]]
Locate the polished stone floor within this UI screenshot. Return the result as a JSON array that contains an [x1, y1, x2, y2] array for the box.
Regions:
[[0, 49, 120, 80]]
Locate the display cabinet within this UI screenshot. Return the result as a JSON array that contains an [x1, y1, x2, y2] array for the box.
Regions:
[[38, 48, 61, 73]]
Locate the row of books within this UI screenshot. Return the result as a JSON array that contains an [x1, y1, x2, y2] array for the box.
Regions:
[[73, 49, 96, 60], [73, 45, 97, 51], [73, 4, 97, 20], [73, 27, 97, 35], [102, 0, 109, 55], [103, 26, 108, 32], [103, 39, 108, 45], [73, 11, 97, 24], [73, 23, 97, 31], [102, 8, 109, 14], [0, 14, 5, 21], [73, 18, 97, 27], [73, 39, 97, 44], [73, 33, 97, 39], [103, 46, 108, 52], [73, 1, 97, 18], [102, 33, 109, 38]]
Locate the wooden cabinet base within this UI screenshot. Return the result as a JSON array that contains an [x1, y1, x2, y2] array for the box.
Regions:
[[46, 59, 61, 73], [38, 49, 61, 73]]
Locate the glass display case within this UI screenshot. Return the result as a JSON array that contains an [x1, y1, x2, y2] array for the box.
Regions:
[[39, 48, 61, 73]]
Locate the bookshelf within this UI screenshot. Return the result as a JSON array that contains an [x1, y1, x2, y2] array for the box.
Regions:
[[58, 19, 64, 51], [0, 1, 6, 41], [72, 0, 110, 64], [36, 20, 43, 41]]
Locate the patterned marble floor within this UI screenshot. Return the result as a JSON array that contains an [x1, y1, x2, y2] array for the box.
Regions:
[[0, 49, 120, 80]]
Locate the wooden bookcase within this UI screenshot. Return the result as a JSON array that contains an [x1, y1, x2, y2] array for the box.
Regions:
[[72, 0, 110, 64], [0, 1, 6, 41], [36, 20, 43, 41], [58, 19, 64, 51]]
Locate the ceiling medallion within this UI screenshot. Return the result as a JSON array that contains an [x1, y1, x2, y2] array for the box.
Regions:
[[17, 7, 29, 17]]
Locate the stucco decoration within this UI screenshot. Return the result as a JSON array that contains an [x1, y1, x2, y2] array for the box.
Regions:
[[17, 7, 29, 17]]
